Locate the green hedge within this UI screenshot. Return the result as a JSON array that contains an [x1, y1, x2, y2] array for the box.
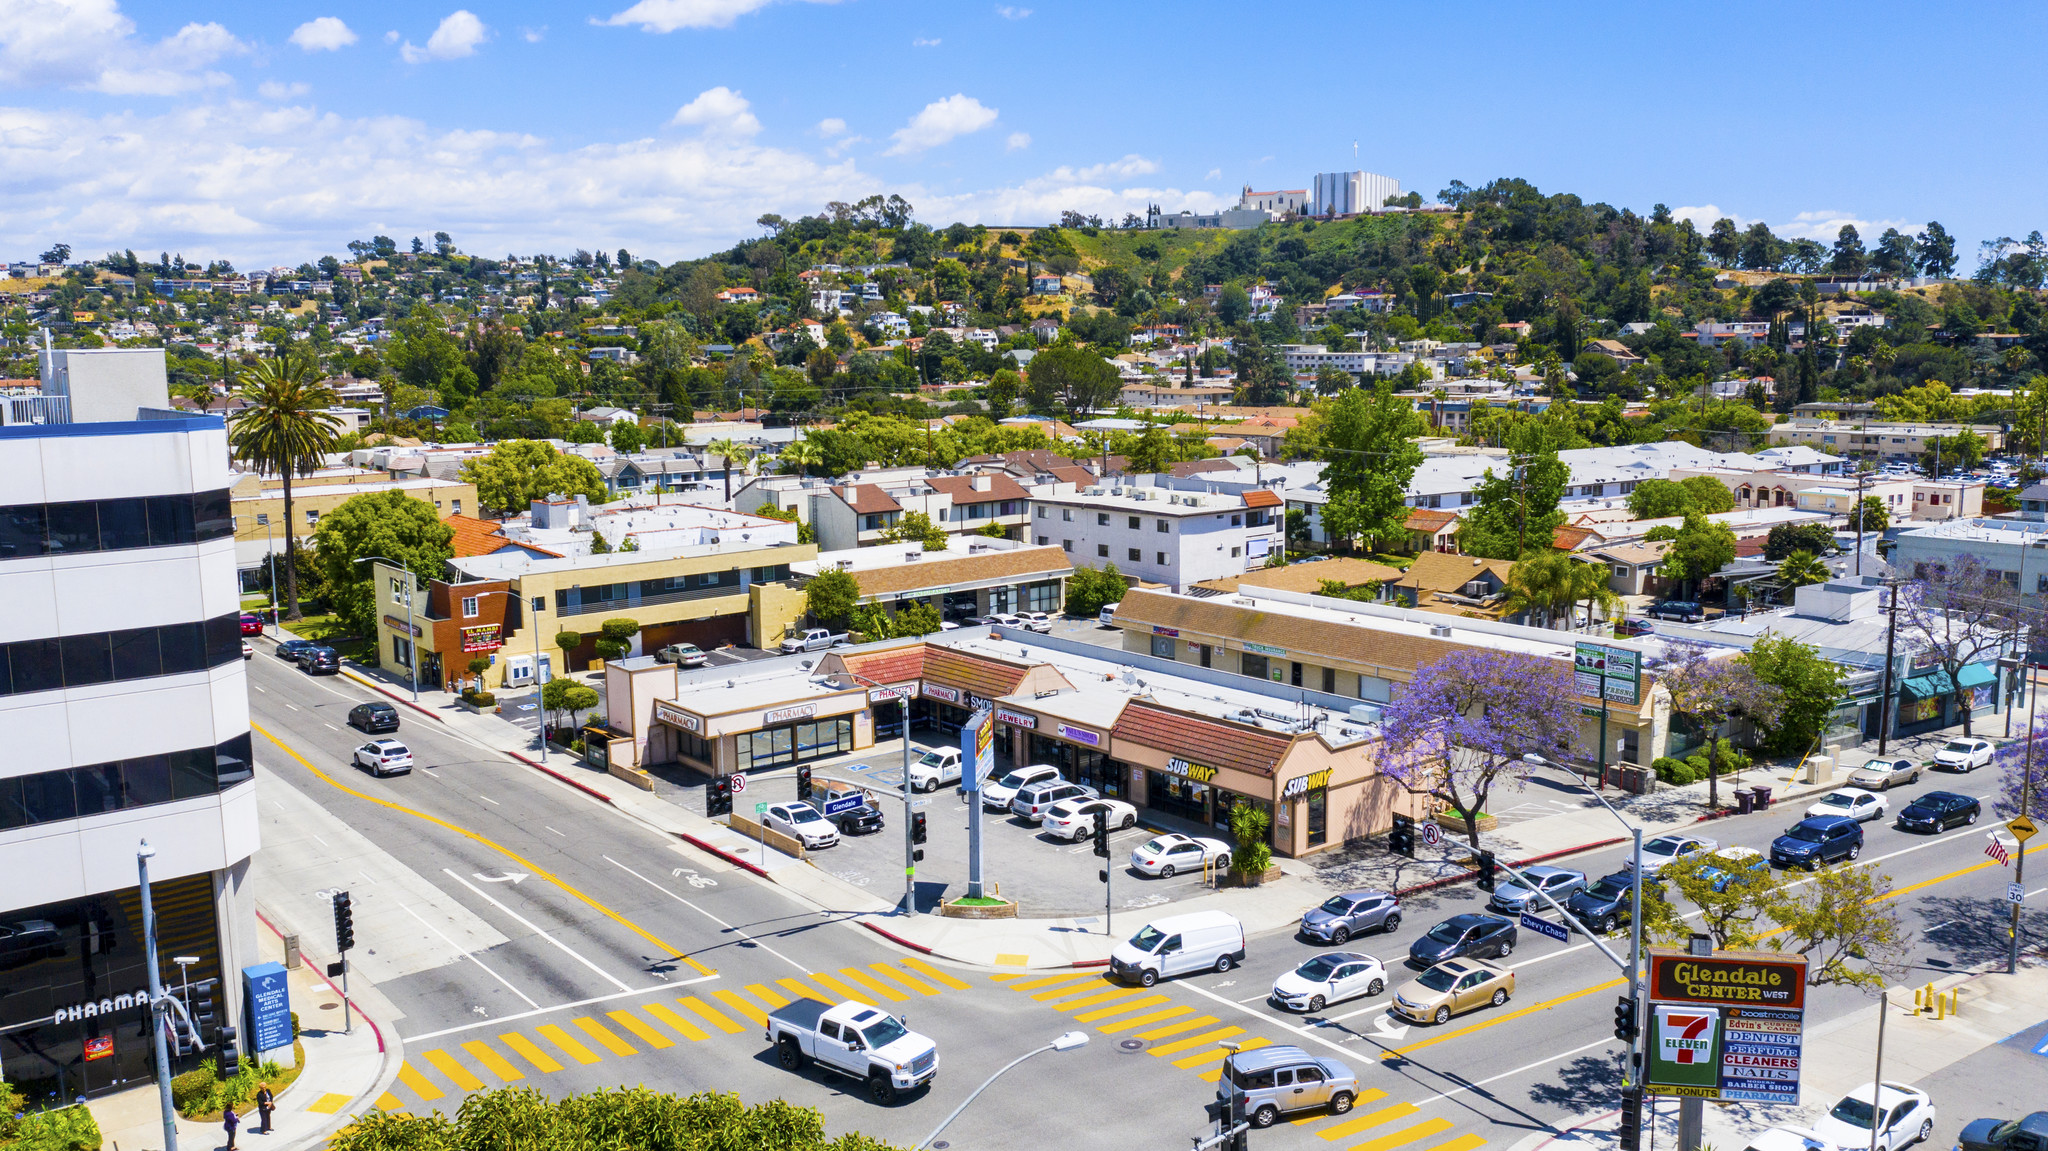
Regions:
[[170, 1057, 289, 1120], [461, 690, 497, 707], [1653, 738, 1753, 785], [0, 1086, 101, 1151]]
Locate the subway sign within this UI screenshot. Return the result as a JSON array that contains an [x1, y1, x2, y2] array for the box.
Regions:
[[1648, 950, 1806, 1010]]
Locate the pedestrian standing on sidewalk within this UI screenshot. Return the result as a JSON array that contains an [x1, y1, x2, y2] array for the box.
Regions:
[[223, 1103, 240, 1151], [255, 1084, 275, 1134]]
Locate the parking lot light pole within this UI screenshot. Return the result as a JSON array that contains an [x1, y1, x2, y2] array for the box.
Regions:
[[355, 556, 418, 702], [831, 667, 918, 918], [916, 1031, 1087, 1150]]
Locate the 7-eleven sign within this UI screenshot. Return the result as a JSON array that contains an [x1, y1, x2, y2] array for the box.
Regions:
[[1647, 1004, 1722, 1094]]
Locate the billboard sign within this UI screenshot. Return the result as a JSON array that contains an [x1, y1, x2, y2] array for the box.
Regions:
[[1645, 949, 1806, 1101], [1648, 950, 1806, 1010], [1575, 641, 1642, 706], [960, 707, 995, 792]]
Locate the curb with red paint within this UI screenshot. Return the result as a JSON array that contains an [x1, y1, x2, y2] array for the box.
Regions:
[[502, 750, 616, 805], [338, 668, 447, 725], [859, 920, 935, 954], [680, 832, 771, 878], [253, 909, 386, 1056]]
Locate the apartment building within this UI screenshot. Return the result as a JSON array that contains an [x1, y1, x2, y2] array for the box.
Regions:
[[735, 468, 1032, 550], [1768, 419, 2007, 460], [1, 355, 259, 1099], [230, 469, 477, 590], [1029, 479, 1280, 591]]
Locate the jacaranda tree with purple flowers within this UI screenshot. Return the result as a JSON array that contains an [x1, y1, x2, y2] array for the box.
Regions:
[[1657, 638, 1784, 810], [1991, 716, 2048, 820], [1378, 648, 1583, 852]]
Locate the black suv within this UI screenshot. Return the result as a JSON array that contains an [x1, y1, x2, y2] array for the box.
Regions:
[[1646, 601, 1704, 622], [301, 646, 341, 675], [1896, 791, 1981, 833], [349, 702, 400, 733], [1566, 871, 1656, 934]]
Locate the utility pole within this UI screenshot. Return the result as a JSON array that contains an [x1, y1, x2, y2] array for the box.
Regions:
[[2012, 668, 2037, 974], [1877, 577, 1902, 755], [139, 841, 179, 1151], [1675, 934, 1711, 1151], [1853, 466, 1867, 578]]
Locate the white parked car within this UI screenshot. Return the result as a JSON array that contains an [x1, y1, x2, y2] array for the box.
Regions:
[[1849, 756, 1921, 790], [1130, 833, 1231, 878], [1098, 602, 1120, 626], [1630, 834, 1717, 875], [1932, 737, 1994, 772], [1040, 797, 1136, 841], [1807, 788, 1887, 824], [1017, 611, 1054, 633], [981, 764, 1062, 811], [1010, 780, 1099, 822], [352, 739, 413, 777], [764, 802, 839, 850], [1811, 1082, 1935, 1151], [1269, 951, 1386, 1014], [907, 747, 963, 792]]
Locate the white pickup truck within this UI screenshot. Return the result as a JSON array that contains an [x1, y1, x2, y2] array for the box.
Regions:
[[766, 999, 938, 1103], [906, 746, 962, 792], [779, 627, 848, 654]]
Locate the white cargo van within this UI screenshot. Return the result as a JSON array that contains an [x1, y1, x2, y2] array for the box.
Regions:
[[1109, 910, 1247, 987]]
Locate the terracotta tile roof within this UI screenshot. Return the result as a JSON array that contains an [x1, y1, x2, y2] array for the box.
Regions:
[[837, 645, 927, 685], [842, 546, 1073, 600], [921, 646, 1032, 698], [1552, 525, 1599, 550], [923, 474, 1032, 504], [834, 484, 903, 515], [442, 513, 563, 559], [1241, 489, 1282, 509], [1405, 509, 1460, 532], [1112, 701, 1292, 779]]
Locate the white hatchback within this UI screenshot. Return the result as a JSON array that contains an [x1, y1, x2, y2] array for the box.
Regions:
[[353, 739, 413, 777]]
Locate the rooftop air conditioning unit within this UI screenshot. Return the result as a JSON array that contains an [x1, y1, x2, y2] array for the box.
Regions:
[[1464, 580, 1487, 596], [1428, 623, 1454, 637]]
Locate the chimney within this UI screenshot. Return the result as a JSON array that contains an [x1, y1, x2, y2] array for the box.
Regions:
[[973, 475, 993, 492]]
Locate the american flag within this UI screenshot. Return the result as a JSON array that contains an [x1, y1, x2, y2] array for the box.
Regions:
[[1986, 837, 2011, 866]]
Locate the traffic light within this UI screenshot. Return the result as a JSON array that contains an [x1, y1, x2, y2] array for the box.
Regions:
[[1388, 813, 1414, 857], [708, 774, 732, 816], [1613, 996, 1638, 1043], [912, 812, 928, 845], [332, 891, 355, 953], [1092, 807, 1110, 858], [1099, 869, 1109, 883], [1476, 850, 1497, 893], [1618, 1086, 1644, 1151], [216, 1024, 240, 1079], [797, 765, 812, 801]]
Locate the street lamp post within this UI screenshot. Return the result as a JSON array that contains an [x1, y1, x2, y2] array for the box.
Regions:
[[355, 556, 418, 702], [829, 666, 919, 917], [475, 588, 548, 762], [138, 841, 179, 1151], [262, 521, 278, 630], [916, 1031, 1087, 1150]]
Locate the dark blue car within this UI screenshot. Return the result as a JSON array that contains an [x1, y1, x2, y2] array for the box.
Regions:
[[1770, 815, 1863, 870], [1896, 791, 1981, 833]]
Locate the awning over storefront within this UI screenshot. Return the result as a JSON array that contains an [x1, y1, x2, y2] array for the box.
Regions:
[[1901, 671, 1954, 700], [1957, 663, 1999, 691]]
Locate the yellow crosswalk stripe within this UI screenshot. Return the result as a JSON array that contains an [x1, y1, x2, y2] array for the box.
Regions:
[[395, 1061, 445, 1101], [1347, 1118, 1455, 1151], [460, 1040, 524, 1083], [747, 983, 791, 1008], [1194, 1039, 1275, 1079], [680, 996, 746, 1034], [1075, 995, 1169, 1022], [806, 972, 870, 1001], [642, 1001, 710, 1041], [574, 1016, 638, 1056], [1097, 1005, 1189, 1032], [1148, 1026, 1244, 1056], [1419, 1134, 1487, 1151], [499, 1033, 563, 1073], [1032, 978, 1114, 1002], [607, 1010, 676, 1049], [902, 957, 972, 990], [716, 990, 772, 1025], [1321, 1103, 1420, 1142], [1134, 1015, 1218, 1040], [780, 978, 835, 1004], [374, 1093, 405, 1112], [1006, 972, 1099, 991], [422, 1049, 484, 1091], [1053, 987, 1138, 1011], [869, 963, 940, 996], [837, 967, 909, 1001], [1292, 1089, 1385, 1125], [537, 1023, 602, 1065]]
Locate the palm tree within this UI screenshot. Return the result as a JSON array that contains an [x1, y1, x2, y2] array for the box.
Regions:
[[778, 438, 823, 477], [708, 437, 755, 501], [1501, 550, 1573, 628], [1777, 549, 1830, 593], [228, 351, 342, 620], [1561, 556, 1624, 631]]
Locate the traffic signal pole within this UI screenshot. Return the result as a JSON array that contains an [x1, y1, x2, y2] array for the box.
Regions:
[[138, 841, 179, 1151]]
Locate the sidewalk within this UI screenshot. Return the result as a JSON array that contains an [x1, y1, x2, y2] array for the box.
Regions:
[[88, 912, 399, 1151], [1505, 954, 2048, 1151]]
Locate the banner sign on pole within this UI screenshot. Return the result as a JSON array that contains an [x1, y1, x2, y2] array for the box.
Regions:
[[1644, 948, 1806, 1101]]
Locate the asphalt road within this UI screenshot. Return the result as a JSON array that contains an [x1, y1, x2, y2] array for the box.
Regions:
[[245, 648, 2048, 1151]]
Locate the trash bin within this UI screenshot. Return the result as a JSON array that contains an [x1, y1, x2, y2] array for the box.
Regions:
[[1735, 790, 1755, 815], [1751, 785, 1772, 808]]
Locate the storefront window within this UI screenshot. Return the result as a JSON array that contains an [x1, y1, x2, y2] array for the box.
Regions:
[[1147, 770, 1210, 822], [1151, 635, 1175, 658], [1212, 791, 1271, 838], [1024, 581, 1060, 612], [734, 718, 851, 771], [1240, 653, 1268, 680], [1028, 734, 1121, 798], [1306, 786, 1328, 847]]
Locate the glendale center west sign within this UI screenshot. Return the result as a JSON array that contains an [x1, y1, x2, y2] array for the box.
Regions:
[[1644, 949, 1807, 1103]]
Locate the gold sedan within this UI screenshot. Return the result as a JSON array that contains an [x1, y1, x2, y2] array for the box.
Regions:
[[1389, 958, 1514, 1025]]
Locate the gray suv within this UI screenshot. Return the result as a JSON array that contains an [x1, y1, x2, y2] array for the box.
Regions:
[[1222, 1045, 1360, 1128], [1300, 891, 1400, 944]]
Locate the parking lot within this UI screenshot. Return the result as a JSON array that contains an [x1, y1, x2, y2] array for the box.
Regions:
[[650, 730, 1237, 918]]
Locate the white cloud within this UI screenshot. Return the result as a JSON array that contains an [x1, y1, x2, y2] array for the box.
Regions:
[[885, 93, 997, 156], [0, 0, 246, 95], [1205, 167, 1221, 180], [600, 0, 837, 33], [400, 10, 487, 63], [288, 16, 356, 52], [672, 86, 760, 137], [257, 80, 310, 99], [815, 117, 846, 136], [522, 27, 546, 42], [924, 164, 1226, 230], [911, 37, 940, 47], [995, 5, 1032, 17], [1672, 203, 1916, 242], [1050, 154, 1157, 182], [1006, 132, 1030, 150]]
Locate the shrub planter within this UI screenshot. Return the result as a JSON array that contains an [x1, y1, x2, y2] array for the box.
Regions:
[[1434, 811, 1497, 835], [456, 697, 495, 714], [939, 898, 1017, 920], [1221, 865, 1285, 888]]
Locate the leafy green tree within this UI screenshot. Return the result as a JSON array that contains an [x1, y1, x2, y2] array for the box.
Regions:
[[1742, 631, 1847, 756], [608, 420, 646, 454], [1626, 478, 1694, 520], [593, 618, 640, 661], [1649, 850, 1782, 951], [541, 676, 599, 733], [460, 440, 607, 513], [1063, 563, 1128, 616], [1851, 494, 1889, 534], [310, 490, 456, 639], [1659, 510, 1737, 598], [387, 304, 477, 406], [893, 601, 943, 636], [985, 368, 1021, 414], [1314, 381, 1425, 553], [1763, 521, 1837, 561], [228, 352, 343, 620], [1769, 865, 1907, 989], [1126, 426, 1175, 473], [1457, 418, 1570, 559], [804, 568, 860, 627], [1216, 284, 1249, 324], [1777, 549, 1830, 592], [329, 1086, 899, 1151], [880, 510, 949, 550], [1023, 343, 1121, 422], [1680, 475, 1735, 514]]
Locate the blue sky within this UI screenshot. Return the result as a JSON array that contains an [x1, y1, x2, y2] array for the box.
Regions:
[[3, 0, 2043, 268]]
